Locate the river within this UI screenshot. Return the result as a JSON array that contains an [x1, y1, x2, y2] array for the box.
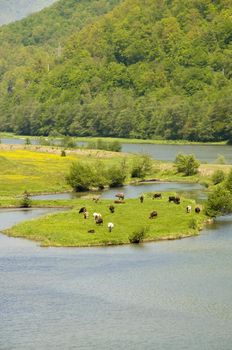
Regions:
[[1, 137, 232, 163], [0, 191, 232, 349]]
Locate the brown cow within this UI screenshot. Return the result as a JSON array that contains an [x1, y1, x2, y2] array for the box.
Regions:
[[115, 193, 125, 200]]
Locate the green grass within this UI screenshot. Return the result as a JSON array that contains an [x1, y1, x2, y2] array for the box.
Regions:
[[5, 195, 207, 247]]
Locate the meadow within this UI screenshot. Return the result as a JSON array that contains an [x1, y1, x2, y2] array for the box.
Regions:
[[5, 194, 206, 247]]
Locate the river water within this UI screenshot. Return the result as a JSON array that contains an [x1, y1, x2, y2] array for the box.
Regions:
[[0, 204, 232, 349], [1, 137, 232, 163]]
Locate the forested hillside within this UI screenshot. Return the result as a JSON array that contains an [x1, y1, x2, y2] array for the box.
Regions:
[[0, 0, 57, 25], [0, 0, 232, 142]]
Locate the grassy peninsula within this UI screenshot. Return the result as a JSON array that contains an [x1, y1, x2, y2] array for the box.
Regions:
[[5, 195, 206, 247]]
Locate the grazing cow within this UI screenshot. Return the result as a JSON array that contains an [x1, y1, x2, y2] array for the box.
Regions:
[[93, 213, 102, 221], [139, 195, 144, 203], [79, 207, 86, 214], [195, 207, 201, 214], [114, 200, 125, 204], [149, 211, 158, 219], [92, 195, 100, 203], [108, 223, 114, 232], [153, 193, 162, 199], [88, 229, 95, 234], [169, 196, 180, 204], [186, 205, 192, 213], [115, 193, 125, 200], [96, 217, 103, 225], [84, 211, 89, 219], [109, 205, 115, 213]]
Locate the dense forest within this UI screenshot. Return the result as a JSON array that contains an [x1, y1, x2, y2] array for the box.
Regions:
[[0, 0, 57, 25], [0, 0, 231, 142]]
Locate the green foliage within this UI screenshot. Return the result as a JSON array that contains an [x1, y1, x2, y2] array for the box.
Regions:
[[61, 149, 66, 157], [205, 186, 232, 217], [225, 169, 232, 193], [129, 226, 149, 244], [86, 139, 121, 152], [19, 191, 32, 208], [174, 154, 200, 176], [0, 0, 232, 142], [24, 137, 31, 145], [66, 162, 95, 191], [60, 136, 76, 148], [188, 218, 198, 230], [107, 160, 128, 187], [216, 154, 226, 164], [211, 169, 225, 185], [131, 155, 153, 179]]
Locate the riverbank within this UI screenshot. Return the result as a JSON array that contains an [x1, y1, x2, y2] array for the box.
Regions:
[[0, 132, 227, 145], [4, 195, 207, 247]]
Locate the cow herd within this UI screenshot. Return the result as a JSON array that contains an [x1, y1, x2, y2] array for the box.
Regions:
[[79, 192, 202, 234]]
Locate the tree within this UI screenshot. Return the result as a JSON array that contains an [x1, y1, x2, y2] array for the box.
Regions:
[[225, 169, 232, 193], [211, 169, 225, 185], [205, 186, 232, 217], [174, 153, 200, 176], [66, 162, 94, 192], [131, 155, 153, 178]]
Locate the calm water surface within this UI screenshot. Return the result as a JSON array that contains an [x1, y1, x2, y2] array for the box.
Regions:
[[0, 207, 232, 349], [31, 182, 206, 202], [1, 137, 232, 163]]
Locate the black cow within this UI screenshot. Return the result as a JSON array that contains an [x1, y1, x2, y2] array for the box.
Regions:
[[109, 205, 115, 213], [195, 207, 201, 214], [153, 193, 162, 199], [149, 211, 158, 219], [169, 196, 180, 204], [96, 217, 103, 225], [79, 207, 86, 213]]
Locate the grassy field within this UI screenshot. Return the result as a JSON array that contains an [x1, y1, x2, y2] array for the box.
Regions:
[[0, 145, 130, 196], [5, 194, 206, 247]]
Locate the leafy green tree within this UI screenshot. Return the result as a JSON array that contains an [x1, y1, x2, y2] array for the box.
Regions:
[[211, 169, 225, 185], [174, 153, 200, 176], [225, 169, 232, 193], [66, 162, 94, 192], [131, 155, 153, 178], [205, 186, 232, 217]]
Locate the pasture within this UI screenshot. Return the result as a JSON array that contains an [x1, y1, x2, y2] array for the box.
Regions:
[[5, 194, 206, 247]]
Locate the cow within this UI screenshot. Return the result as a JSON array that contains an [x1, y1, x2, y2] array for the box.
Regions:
[[139, 195, 144, 203], [195, 207, 201, 214], [93, 213, 102, 221], [115, 193, 125, 200], [149, 211, 158, 219], [108, 223, 114, 232], [186, 205, 192, 213], [96, 217, 103, 225], [83, 211, 89, 219], [169, 196, 180, 204], [92, 195, 100, 203], [79, 207, 86, 214], [153, 193, 162, 199], [109, 205, 115, 213]]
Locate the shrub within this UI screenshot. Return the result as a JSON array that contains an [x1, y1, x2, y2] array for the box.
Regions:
[[216, 154, 226, 164], [211, 170, 225, 185], [107, 159, 128, 187], [188, 218, 198, 230], [131, 155, 153, 178], [61, 149, 66, 157], [24, 137, 31, 145], [61, 136, 76, 148], [225, 169, 232, 193], [205, 186, 232, 217], [20, 191, 32, 208], [86, 139, 121, 152], [174, 153, 200, 176], [66, 162, 94, 191], [129, 227, 149, 243]]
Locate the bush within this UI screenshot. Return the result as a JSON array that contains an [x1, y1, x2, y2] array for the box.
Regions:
[[129, 227, 149, 243], [188, 218, 198, 230], [216, 154, 226, 164], [66, 162, 94, 191], [86, 139, 121, 152], [60, 136, 76, 148], [20, 191, 32, 208], [24, 137, 31, 145], [211, 170, 225, 185], [61, 149, 66, 157], [205, 186, 232, 217], [174, 153, 200, 176], [225, 169, 232, 193], [131, 155, 153, 179], [107, 161, 128, 187]]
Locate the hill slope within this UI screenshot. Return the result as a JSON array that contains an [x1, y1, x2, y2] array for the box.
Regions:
[[0, 0, 232, 142], [0, 0, 57, 25]]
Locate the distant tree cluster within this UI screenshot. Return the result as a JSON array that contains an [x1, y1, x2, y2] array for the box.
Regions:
[[0, 0, 231, 142]]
